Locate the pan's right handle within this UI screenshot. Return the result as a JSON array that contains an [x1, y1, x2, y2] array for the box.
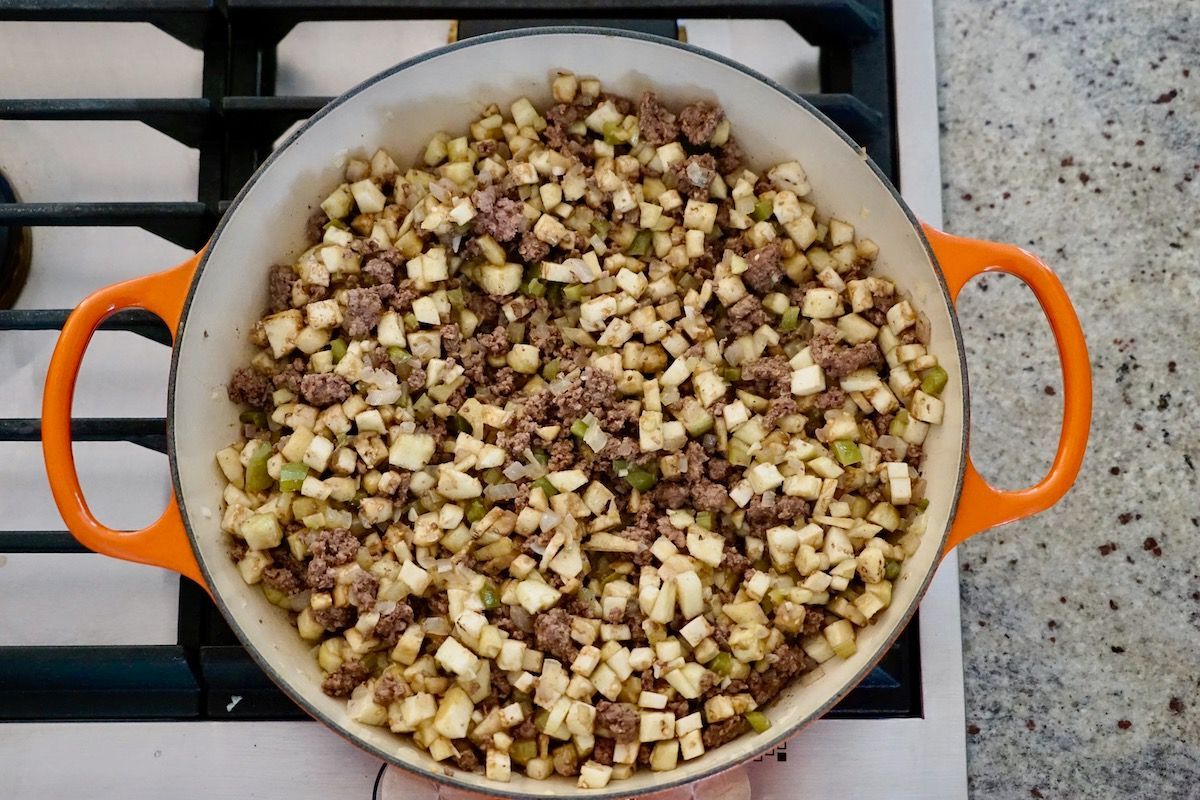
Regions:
[[922, 225, 1092, 556], [41, 252, 209, 590]]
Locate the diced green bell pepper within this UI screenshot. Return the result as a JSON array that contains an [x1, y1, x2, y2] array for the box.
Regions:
[[627, 229, 653, 257], [709, 652, 733, 675], [745, 711, 771, 733], [465, 500, 487, 524], [239, 410, 268, 428], [751, 198, 774, 222], [278, 461, 308, 492], [244, 443, 272, 493], [510, 739, 538, 765], [832, 439, 863, 466], [920, 365, 948, 396], [623, 465, 658, 492]]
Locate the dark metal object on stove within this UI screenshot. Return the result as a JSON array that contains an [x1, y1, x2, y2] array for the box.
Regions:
[[0, 170, 32, 309], [0, 0, 918, 727]]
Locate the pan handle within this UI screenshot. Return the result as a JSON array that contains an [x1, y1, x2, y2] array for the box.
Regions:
[[922, 224, 1091, 556], [41, 251, 209, 590]]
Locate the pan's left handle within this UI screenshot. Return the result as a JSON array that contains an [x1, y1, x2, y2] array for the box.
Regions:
[[42, 251, 210, 591]]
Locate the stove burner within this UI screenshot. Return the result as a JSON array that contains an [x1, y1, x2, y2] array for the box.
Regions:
[[0, 169, 31, 309]]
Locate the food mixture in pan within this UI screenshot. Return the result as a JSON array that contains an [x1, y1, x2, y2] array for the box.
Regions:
[[219, 72, 946, 788]]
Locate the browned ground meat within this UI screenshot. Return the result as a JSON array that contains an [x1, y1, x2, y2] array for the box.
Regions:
[[701, 715, 749, 748], [553, 367, 623, 427], [543, 102, 583, 149], [528, 322, 566, 358], [596, 701, 640, 743], [637, 92, 678, 146], [495, 603, 532, 643], [312, 605, 355, 632], [748, 644, 811, 704], [268, 264, 297, 312], [512, 718, 537, 740], [721, 548, 752, 574], [261, 563, 303, 596], [362, 253, 397, 286], [441, 324, 463, 359], [373, 602, 415, 646], [766, 396, 798, 425], [872, 284, 896, 311], [517, 230, 551, 263], [906, 443, 924, 469], [490, 366, 518, 399], [727, 294, 769, 336], [404, 363, 426, 392], [466, 292, 501, 329], [745, 495, 810, 531], [616, 518, 655, 566], [349, 571, 379, 611], [548, 439, 575, 470], [344, 287, 383, 338], [272, 357, 305, 393], [678, 101, 724, 146], [707, 458, 732, 482], [373, 672, 407, 705], [452, 744, 482, 772], [691, 481, 730, 512], [654, 481, 689, 509], [533, 608, 578, 663], [390, 279, 419, 314], [305, 210, 328, 245], [320, 660, 370, 697], [478, 325, 509, 357], [671, 153, 717, 199], [655, 515, 687, 549], [592, 737, 616, 766], [741, 355, 791, 395], [299, 373, 351, 407], [802, 610, 826, 636], [816, 387, 848, 410], [305, 528, 359, 590], [714, 137, 745, 174], [471, 185, 526, 242], [228, 367, 273, 409], [810, 330, 884, 378], [742, 241, 784, 294]]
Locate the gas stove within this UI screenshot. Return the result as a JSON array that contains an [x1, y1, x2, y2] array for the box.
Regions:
[[0, 3, 966, 797]]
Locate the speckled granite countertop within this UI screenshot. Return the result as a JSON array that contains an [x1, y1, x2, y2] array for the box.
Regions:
[[933, 1, 1199, 797]]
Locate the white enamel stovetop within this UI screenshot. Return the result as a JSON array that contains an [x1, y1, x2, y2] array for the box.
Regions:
[[0, 5, 967, 798]]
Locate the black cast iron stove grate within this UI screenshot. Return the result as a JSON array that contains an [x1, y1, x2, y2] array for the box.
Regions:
[[0, 0, 920, 734]]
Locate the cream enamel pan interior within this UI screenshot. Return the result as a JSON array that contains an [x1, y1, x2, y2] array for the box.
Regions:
[[40, 26, 1090, 800], [171, 30, 964, 797]]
